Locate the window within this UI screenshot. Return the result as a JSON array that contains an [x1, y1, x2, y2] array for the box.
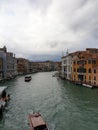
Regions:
[[74, 68, 76, 72], [64, 67, 66, 72], [94, 69, 96, 73], [88, 68, 91, 73], [92, 60, 96, 64], [64, 60, 66, 64], [94, 76, 96, 81], [74, 75, 75, 80], [85, 76, 86, 80], [77, 61, 79, 65], [84, 68, 86, 73], [74, 61, 76, 65], [89, 76, 91, 80], [89, 81, 91, 84], [84, 61, 87, 64], [88, 60, 91, 64]]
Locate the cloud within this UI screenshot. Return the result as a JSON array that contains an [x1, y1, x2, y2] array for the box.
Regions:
[[0, 0, 98, 60]]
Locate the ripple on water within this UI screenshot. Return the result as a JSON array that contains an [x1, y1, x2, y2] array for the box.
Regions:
[[0, 72, 98, 130]]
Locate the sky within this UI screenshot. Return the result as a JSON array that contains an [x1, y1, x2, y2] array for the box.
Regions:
[[0, 0, 98, 61]]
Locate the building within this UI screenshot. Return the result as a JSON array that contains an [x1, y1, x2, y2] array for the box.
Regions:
[[61, 48, 98, 87], [0, 50, 7, 79], [0, 46, 17, 79], [0, 46, 7, 53], [61, 53, 73, 80], [6, 52, 17, 78], [17, 58, 30, 74], [72, 49, 98, 87], [54, 62, 61, 71]]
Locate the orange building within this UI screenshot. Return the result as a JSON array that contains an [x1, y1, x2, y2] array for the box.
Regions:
[[92, 67, 98, 87], [72, 48, 98, 87], [72, 51, 86, 83]]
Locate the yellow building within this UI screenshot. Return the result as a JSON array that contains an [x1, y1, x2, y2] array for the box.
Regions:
[[72, 49, 98, 87]]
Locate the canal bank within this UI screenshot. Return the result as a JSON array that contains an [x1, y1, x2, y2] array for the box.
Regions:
[[0, 72, 98, 130]]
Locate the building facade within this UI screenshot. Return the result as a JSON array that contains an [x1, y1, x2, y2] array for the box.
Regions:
[[6, 52, 17, 78], [17, 58, 30, 74], [0, 51, 7, 79], [61, 48, 98, 87], [62, 54, 73, 80]]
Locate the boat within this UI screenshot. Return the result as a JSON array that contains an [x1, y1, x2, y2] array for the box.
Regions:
[[25, 75, 32, 82], [28, 113, 49, 130], [82, 83, 93, 88], [0, 86, 10, 115]]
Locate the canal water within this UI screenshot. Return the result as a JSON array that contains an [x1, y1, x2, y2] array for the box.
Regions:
[[0, 72, 98, 130]]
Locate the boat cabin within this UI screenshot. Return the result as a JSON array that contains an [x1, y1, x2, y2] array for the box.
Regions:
[[29, 113, 49, 130], [25, 75, 32, 82]]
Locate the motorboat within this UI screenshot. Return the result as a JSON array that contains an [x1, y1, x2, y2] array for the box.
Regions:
[[28, 113, 49, 130], [0, 86, 10, 115], [82, 83, 93, 88], [25, 75, 32, 82]]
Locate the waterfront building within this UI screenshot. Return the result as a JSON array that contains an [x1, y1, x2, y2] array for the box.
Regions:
[[0, 50, 7, 79], [72, 51, 88, 83], [61, 56, 66, 79], [30, 61, 61, 72], [14, 58, 18, 76], [17, 58, 30, 74], [72, 48, 98, 87], [54, 62, 61, 72], [0, 46, 17, 79], [6, 52, 17, 78], [92, 67, 98, 87], [40, 61, 53, 71], [61, 48, 98, 87], [28, 62, 33, 73], [61, 53, 73, 80], [31, 62, 39, 72]]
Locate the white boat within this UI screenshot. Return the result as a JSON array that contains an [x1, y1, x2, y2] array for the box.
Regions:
[[82, 84, 93, 88]]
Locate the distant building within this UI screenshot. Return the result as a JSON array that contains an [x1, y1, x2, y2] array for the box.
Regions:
[[17, 58, 30, 74], [54, 62, 61, 71], [30, 61, 61, 73], [30, 62, 39, 72]]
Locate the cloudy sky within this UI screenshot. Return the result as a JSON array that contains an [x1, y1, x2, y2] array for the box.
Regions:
[[0, 0, 98, 61]]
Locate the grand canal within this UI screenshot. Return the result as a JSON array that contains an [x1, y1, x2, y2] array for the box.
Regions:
[[0, 72, 98, 130]]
